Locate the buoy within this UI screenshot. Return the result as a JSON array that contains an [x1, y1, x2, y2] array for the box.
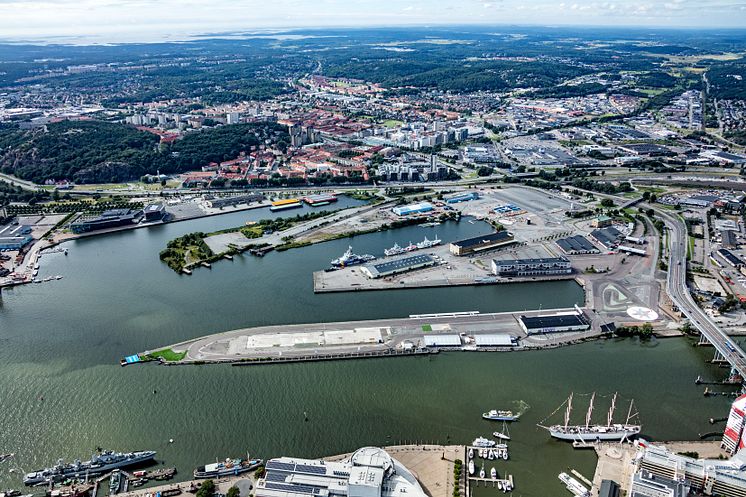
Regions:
[[169, 439, 174, 444]]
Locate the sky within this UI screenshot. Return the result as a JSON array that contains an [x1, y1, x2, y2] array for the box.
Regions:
[[1, 0, 746, 43]]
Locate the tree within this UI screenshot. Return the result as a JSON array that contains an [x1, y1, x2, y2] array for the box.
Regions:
[[196, 480, 215, 497], [227, 486, 240, 497], [640, 323, 654, 339], [600, 198, 615, 208]]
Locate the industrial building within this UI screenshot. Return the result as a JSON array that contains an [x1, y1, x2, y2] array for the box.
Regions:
[[618, 246, 646, 256], [392, 202, 434, 217], [361, 254, 437, 279], [70, 209, 141, 234], [0, 223, 33, 250], [718, 248, 745, 268], [722, 230, 739, 249], [556, 235, 600, 255], [255, 447, 428, 497], [205, 193, 265, 209], [473, 334, 516, 348], [519, 308, 590, 334], [592, 215, 613, 228], [449, 231, 515, 256], [491, 257, 572, 277], [423, 335, 462, 347], [444, 191, 479, 204], [143, 203, 167, 222], [590, 227, 624, 249], [634, 444, 746, 497]]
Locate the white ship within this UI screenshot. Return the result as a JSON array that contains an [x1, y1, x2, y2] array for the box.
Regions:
[[416, 236, 441, 250], [384, 243, 405, 257], [558, 472, 589, 497], [472, 437, 496, 448], [330, 246, 376, 268], [539, 392, 641, 442]]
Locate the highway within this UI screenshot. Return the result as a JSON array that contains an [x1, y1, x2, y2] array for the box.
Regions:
[[656, 207, 746, 377]]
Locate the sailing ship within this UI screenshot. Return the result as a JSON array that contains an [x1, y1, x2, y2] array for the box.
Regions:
[[538, 392, 641, 442]]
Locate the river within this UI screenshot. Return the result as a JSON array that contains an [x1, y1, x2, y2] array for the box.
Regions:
[[0, 197, 732, 497]]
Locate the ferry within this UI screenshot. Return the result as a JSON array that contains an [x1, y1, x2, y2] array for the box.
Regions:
[[330, 246, 375, 268], [193, 457, 263, 479], [482, 410, 520, 422], [558, 472, 589, 497], [23, 450, 157, 486], [539, 392, 641, 442]]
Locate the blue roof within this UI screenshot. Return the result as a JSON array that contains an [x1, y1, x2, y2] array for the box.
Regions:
[[125, 355, 141, 363]]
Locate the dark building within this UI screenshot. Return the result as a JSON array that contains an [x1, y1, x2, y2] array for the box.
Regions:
[[71, 209, 140, 234], [143, 203, 167, 222], [449, 231, 515, 256], [556, 235, 600, 255], [519, 311, 590, 334]]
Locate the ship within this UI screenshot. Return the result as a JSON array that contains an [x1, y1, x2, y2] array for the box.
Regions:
[[472, 437, 496, 448], [23, 450, 157, 486], [384, 243, 406, 257], [558, 472, 589, 497], [384, 236, 441, 257], [482, 410, 520, 422], [539, 392, 641, 442], [330, 246, 376, 268], [193, 457, 263, 479], [416, 236, 441, 250]]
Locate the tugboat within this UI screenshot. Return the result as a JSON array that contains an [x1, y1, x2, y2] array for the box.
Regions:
[[330, 246, 375, 268]]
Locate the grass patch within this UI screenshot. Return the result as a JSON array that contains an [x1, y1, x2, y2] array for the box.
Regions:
[[421, 324, 432, 332], [145, 348, 187, 362]]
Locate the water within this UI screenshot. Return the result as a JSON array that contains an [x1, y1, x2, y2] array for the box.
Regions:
[[0, 198, 730, 497]]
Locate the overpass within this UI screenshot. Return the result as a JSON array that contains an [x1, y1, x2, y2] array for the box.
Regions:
[[657, 207, 746, 378]]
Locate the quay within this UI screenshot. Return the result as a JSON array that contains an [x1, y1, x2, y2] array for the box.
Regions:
[[129, 306, 603, 366]]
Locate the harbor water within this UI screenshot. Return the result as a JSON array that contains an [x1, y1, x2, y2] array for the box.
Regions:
[[0, 199, 732, 497]]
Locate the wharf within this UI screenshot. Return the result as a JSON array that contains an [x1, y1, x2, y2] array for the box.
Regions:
[[132, 307, 601, 366]]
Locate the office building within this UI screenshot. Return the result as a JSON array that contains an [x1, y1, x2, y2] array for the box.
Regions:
[[491, 256, 572, 277], [70, 209, 140, 234]]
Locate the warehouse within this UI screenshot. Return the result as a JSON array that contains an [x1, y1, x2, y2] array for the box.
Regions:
[[392, 202, 434, 216], [519, 310, 590, 334], [556, 235, 600, 255], [718, 248, 745, 268], [722, 230, 738, 249], [590, 227, 624, 249], [205, 193, 264, 208], [423, 334, 462, 347], [474, 334, 516, 348], [445, 191, 479, 204], [618, 245, 646, 256], [491, 256, 572, 277], [361, 254, 437, 278], [449, 231, 515, 256]]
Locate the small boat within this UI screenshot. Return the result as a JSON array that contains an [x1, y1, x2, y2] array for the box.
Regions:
[[478, 448, 486, 458], [482, 409, 520, 422], [504, 481, 513, 492], [501, 449, 508, 461], [55, 275, 63, 280], [467, 448, 473, 460], [479, 467, 485, 479], [490, 468, 497, 480], [559, 472, 589, 497], [493, 421, 511, 441], [109, 470, 122, 495], [472, 437, 496, 448], [467, 460, 474, 476], [497, 481, 503, 490], [487, 449, 494, 460], [0, 453, 14, 463]]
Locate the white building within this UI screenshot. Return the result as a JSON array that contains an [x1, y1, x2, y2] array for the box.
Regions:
[[256, 447, 428, 497]]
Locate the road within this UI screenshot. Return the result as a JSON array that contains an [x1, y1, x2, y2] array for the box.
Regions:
[[656, 207, 746, 377]]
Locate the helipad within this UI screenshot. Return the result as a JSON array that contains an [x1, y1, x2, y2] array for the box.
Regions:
[[626, 306, 659, 321]]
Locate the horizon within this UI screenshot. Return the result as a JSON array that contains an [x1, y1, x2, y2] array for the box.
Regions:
[[2, 0, 746, 45]]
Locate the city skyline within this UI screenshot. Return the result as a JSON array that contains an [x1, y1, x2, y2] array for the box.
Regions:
[[2, 0, 746, 44]]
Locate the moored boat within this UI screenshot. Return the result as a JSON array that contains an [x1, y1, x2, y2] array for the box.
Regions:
[[472, 437, 496, 448], [539, 392, 641, 442], [482, 409, 520, 422], [193, 457, 263, 479]]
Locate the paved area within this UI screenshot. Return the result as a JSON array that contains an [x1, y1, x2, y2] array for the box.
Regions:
[[142, 308, 604, 364]]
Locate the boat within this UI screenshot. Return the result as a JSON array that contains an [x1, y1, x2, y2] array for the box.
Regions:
[[478, 448, 485, 458], [497, 482, 503, 491], [558, 472, 589, 497], [479, 467, 485, 479], [467, 460, 474, 476], [539, 392, 641, 442], [501, 449, 508, 461], [472, 437, 496, 448], [23, 450, 157, 486], [0, 454, 14, 463], [109, 470, 122, 495], [467, 448, 473, 460], [482, 410, 521, 422], [487, 449, 494, 460], [493, 420, 511, 441], [193, 457, 263, 479], [384, 243, 406, 257], [330, 246, 375, 268], [415, 236, 441, 250], [490, 468, 497, 480], [404, 242, 418, 252], [420, 222, 441, 227]]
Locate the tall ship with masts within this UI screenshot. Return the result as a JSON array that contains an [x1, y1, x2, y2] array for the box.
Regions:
[[538, 392, 641, 442]]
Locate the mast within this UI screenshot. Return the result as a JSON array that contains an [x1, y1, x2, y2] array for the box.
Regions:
[[585, 392, 595, 429], [607, 392, 618, 427], [564, 393, 573, 429], [626, 399, 635, 424]]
